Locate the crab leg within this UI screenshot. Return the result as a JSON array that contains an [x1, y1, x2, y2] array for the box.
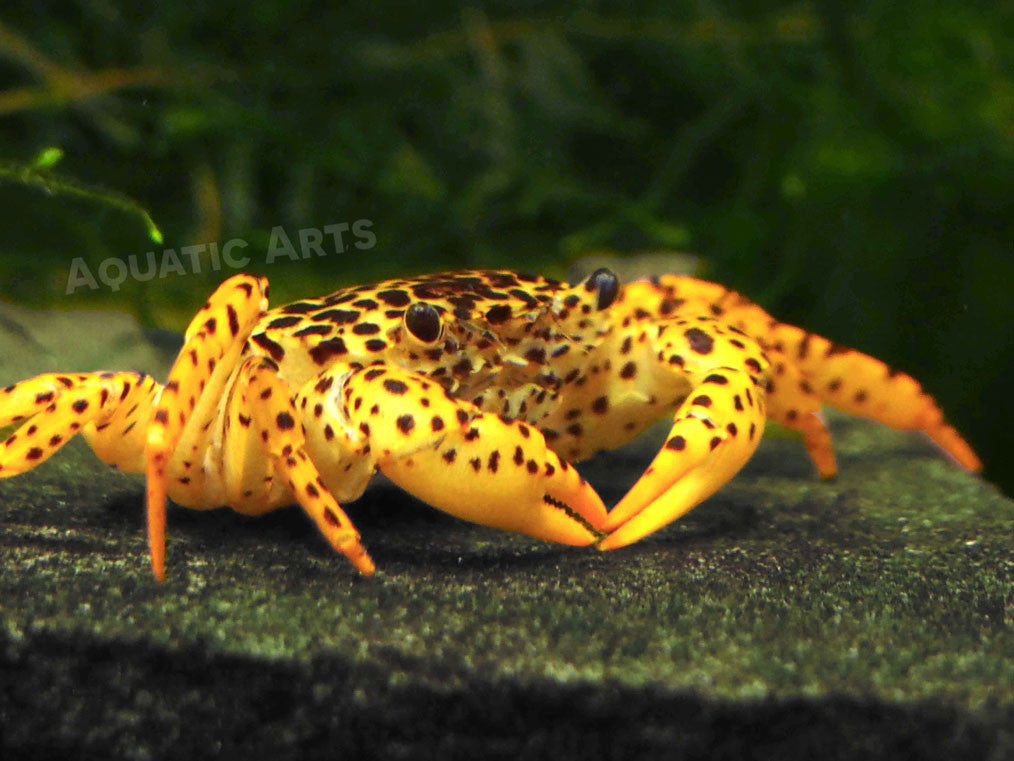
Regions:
[[145, 274, 268, 580], [306, 363, 608, 546], [756, 350, 837, 478], [626, 277, 981, 473], [766, 324, 981, 471], [0, 371, 159, 476], [238, 357, 374, 575]]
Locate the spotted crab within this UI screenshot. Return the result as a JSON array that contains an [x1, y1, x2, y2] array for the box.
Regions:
[[0, 269, 980, 579]]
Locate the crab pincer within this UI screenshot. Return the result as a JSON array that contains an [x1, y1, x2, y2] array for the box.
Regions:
[[589, 317, 771, 549], [311, 364, 608, 546]]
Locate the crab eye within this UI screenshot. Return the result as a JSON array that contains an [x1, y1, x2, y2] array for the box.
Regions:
[[587, 267, 620, 310], [404, 302, 442, 343]]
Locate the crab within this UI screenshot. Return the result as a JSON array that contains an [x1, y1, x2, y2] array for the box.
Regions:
[[0, 269, 980, 580]]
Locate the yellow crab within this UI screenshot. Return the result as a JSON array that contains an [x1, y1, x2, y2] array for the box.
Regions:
[[0, 269, 980, 580]]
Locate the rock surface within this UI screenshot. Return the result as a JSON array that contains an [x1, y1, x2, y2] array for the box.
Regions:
[[0, 303, 1011, 759]]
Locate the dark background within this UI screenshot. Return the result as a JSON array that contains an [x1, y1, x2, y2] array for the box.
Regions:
[[0, 1, 1010, 493]]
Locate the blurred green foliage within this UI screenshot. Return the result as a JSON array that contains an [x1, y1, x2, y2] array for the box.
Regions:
[[0, 1, 1011, 492]]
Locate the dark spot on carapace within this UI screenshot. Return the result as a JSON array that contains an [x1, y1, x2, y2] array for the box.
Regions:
[[316, 309, 360, 325], [377, 289, 411, 307], [484, 304, 512, 324], [283, 301, 322, 315], [267, 316, 302, 330], [255, 332, 289, 363], [294, 324, 333, 338]]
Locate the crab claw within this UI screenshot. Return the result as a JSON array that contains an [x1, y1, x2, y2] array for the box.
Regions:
[[599, 366, 767, 550], [382, 412, 607, 545], [331, 364, 608, 545]]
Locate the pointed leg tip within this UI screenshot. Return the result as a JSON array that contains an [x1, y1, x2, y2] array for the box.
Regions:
[[148, 545, 166, 580], [926, 425, 981, 473], [351, 551, 376, 575], [339, 537, 375, 575]]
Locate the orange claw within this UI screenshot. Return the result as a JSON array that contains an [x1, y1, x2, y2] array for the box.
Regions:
[[327, 364, 609, 546], [600, 365, 767, 550]]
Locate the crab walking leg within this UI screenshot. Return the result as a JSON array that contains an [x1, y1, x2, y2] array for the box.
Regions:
[[0, 372, 159, 476], [0, 373, 90, 428], [625, 277, 980, 471], [145, 274, 268, 581], [770, 326, 981, 471], [313, 364, 608, 544], [757, 349, 837, 479], [240, 358, 374, 574], [599, 367, 767, 549]]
